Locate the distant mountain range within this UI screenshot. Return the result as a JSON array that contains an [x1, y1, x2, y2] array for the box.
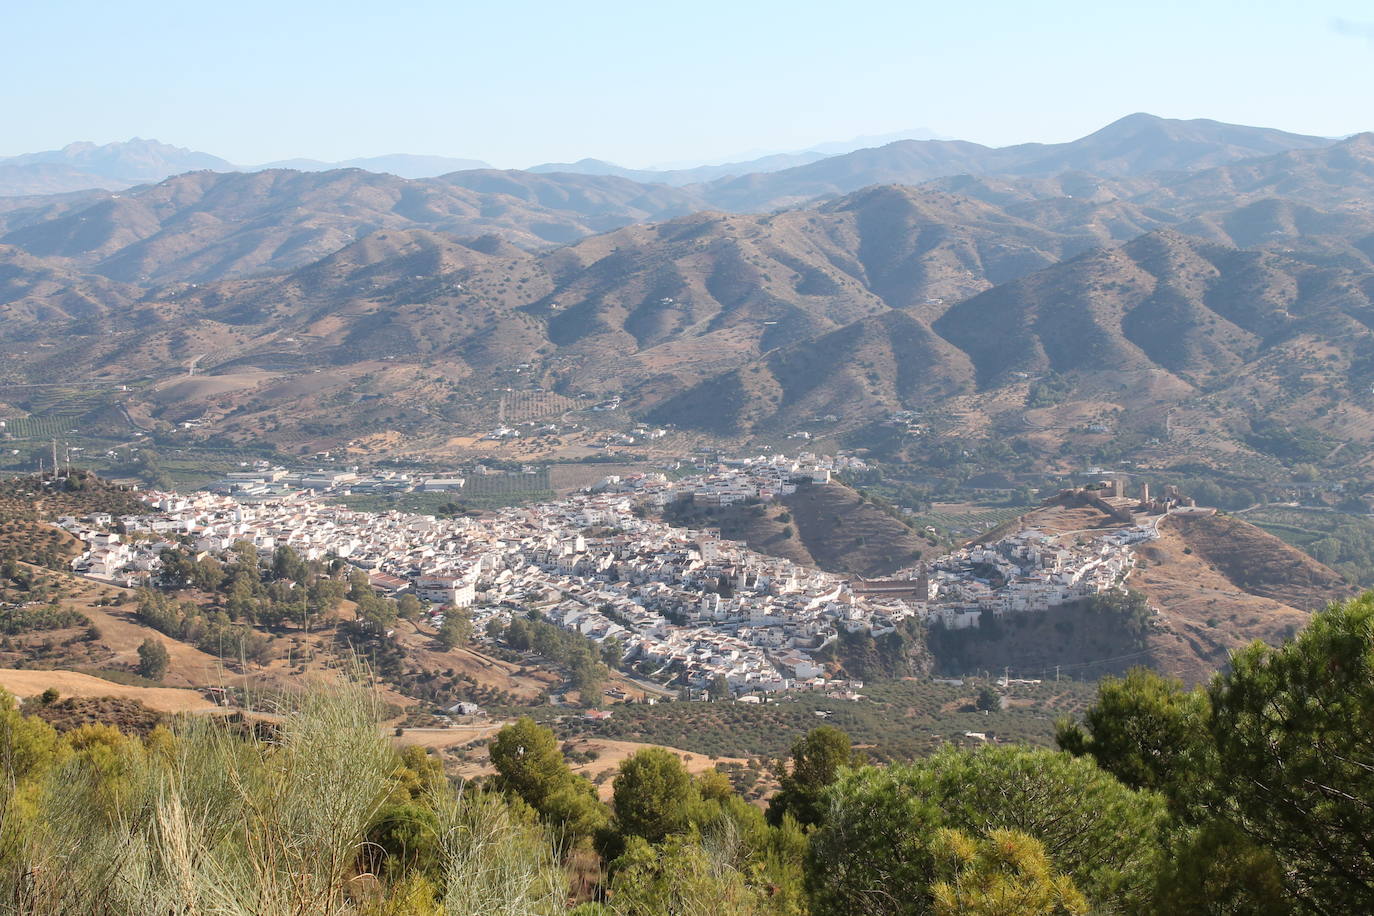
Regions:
[[526, 128, 951, 186], [527, 152, 831, 186], [4, 113, 1374, 487], [692, 114, 1335, 211], [0, 139, 235, 196], [0, 128, 954, 197], [0, 114, 1334, 200], [0, 130, 935, 197], [0, 142, 495, 196], [251, 154, 493, 179], [0, 168, 706, 282]]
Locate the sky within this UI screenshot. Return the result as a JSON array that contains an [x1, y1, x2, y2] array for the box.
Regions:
[[6, 0, 1374, 169]]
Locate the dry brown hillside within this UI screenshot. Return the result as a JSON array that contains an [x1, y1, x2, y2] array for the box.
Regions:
[[0, 168, 706, 283], [1166, 514, 1351, 610], [934, 500, 1353, 684], [666, 481, 931, 578], [782, 482, 929, 577], [8, 136, 1374, 468], [1131, 513, 1353, 683]]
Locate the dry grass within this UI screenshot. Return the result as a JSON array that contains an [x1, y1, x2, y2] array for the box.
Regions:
[[1132, 518, 1321, 684], [3, 678, 569, 915], [0, 669, 215, 713]]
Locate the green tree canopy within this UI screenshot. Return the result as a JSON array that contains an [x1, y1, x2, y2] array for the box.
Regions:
[[396, 593, 424, 621], [607, 834, 761, 916], [136, 638, 170, 681], [1151, 820, 1289, 916], [707, 675, 732, 701], [929, 828, 1088, 916], [1204, 593, 1374, 912], [489, 717, 569, 812], [975, 685, 1001, 712], [612, 747, 699, 846], [805, 745, 1166, 916], [437, 612, 471, 650], [1055, 667, 1212, 801], [488, 717, 607, 847], [766, 725, 862, 828]]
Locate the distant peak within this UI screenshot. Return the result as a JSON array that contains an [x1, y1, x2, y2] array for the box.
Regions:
[[528, 157, 628, 174], [1088, 113, 1171, 137]]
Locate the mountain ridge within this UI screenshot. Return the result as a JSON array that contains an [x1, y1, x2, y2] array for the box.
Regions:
[[4, 116, 1374, 486], [692, 114, 1336, 212], [0, 114, 1340, 203]]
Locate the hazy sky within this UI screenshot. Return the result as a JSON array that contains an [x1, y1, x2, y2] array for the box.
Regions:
[[7, 0, 1374, 168]]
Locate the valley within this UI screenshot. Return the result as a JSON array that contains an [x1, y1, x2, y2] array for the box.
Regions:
[[2, 126, 1374, 528], [4, 113, 1372, 744], [9, 1, 1374, 908]]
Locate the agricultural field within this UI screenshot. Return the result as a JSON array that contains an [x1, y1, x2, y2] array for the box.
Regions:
[[1242, 505, 1374, 586], [548, 462, 659, 494], [0, 385, 131, 440], [465, 467, 552, 498], [499, 678, 1099, 762], [138, 447, 285, 490], [911, 503, 1037, 537], [500, 391, 589, 422], [3, 415, 77, 440], [20, 388, 107, 414], [330, 475, 555, 515]]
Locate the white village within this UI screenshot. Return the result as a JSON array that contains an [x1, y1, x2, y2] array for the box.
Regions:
[[57, 455, 1191, 697]]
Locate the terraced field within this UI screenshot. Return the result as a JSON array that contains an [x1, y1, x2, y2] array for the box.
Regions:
[[0, 384, 128, 441], [1243, 505, 1374, 586], [501, 391, 589, 422], [912, 503, 1037, 535], [3, 415, 74, 439]]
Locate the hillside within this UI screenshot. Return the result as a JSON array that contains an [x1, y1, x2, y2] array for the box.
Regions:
[[1136, 132, 1374, 215], [932, 229, 1373, 388], [1165, 513, 1351, 610], [780, 482, 929, 576], [695, 114, 1333, 212], [252, 153, 491, 178], [0, 184, 1095, 442], [655, 227, 1374, 460], [0, 670, 213, 715], [2, 117, 1374, 484], [925, 595, 1155, 680], [0, 163, 125, 197], [0, 167, 705, 283], [529, 149, 830, 186], [7, 186, 1374, 475], [665, 481, 931, 578], [0, 139, 236, 196], [920, 499, 1352, 684]]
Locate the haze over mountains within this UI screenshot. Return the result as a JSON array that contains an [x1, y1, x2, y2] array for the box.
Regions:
[[0, 139, 236, 197], [0, 114, 1333, 199], [3, 112, 1374, 482], [0, 126, 948, 197], [527, 128, 952, 186]]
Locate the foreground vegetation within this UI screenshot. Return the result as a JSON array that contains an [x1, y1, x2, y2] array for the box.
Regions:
[[1, 592, 1371, 913]]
